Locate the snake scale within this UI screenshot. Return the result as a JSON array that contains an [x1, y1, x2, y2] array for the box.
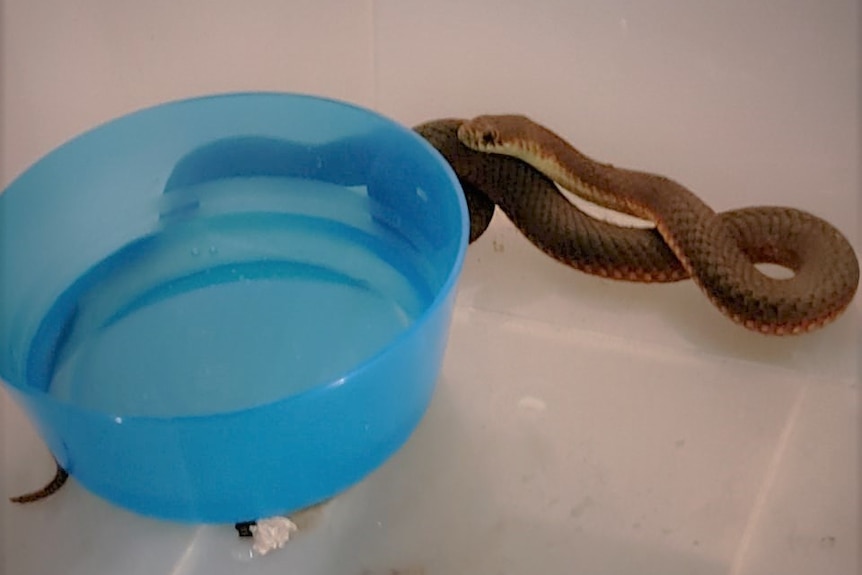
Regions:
[[10, 114, 859, 506]]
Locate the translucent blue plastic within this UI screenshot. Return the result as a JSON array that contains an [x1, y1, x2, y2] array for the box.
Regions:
[[0, 93, 468, 522]]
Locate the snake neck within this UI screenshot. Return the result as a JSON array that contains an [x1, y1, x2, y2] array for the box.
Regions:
[[458, 115, 696, 221]]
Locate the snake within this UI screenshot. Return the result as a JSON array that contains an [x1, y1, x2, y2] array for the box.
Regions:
[[423, 116, 858, 335], [8, 457, 68, 503], [11, 115, 859, 506]]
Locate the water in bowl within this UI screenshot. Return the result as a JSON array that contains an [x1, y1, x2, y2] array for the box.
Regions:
[[27, 176, 435, 418]]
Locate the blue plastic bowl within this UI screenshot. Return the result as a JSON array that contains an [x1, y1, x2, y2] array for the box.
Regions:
[[0, 93, 468, 522]]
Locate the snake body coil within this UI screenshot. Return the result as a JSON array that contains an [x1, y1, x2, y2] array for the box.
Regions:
[[417, 117, 858, 334]]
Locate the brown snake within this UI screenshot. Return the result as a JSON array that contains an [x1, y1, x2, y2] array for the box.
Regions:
[[418, 116, 858, 335], [8, 458, 68, 503]]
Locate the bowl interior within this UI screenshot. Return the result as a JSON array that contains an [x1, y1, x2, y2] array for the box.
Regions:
[[1, 93, 467, 419]]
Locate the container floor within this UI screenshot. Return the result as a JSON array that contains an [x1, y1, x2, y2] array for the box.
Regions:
[[2, 1, 858, 574]]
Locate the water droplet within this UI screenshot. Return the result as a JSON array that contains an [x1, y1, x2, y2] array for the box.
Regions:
[[209, 246, 218, 255], [190, 247, 200, 256], [114, 416, 123, 424], [416, 188, 428, 202]]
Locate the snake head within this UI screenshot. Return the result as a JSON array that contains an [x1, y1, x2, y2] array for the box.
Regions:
[[456, 114, 539, 154], [456, 116, 509, 151]]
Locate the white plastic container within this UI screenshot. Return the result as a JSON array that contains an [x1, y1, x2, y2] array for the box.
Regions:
[[2, 1, 857, 574]]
